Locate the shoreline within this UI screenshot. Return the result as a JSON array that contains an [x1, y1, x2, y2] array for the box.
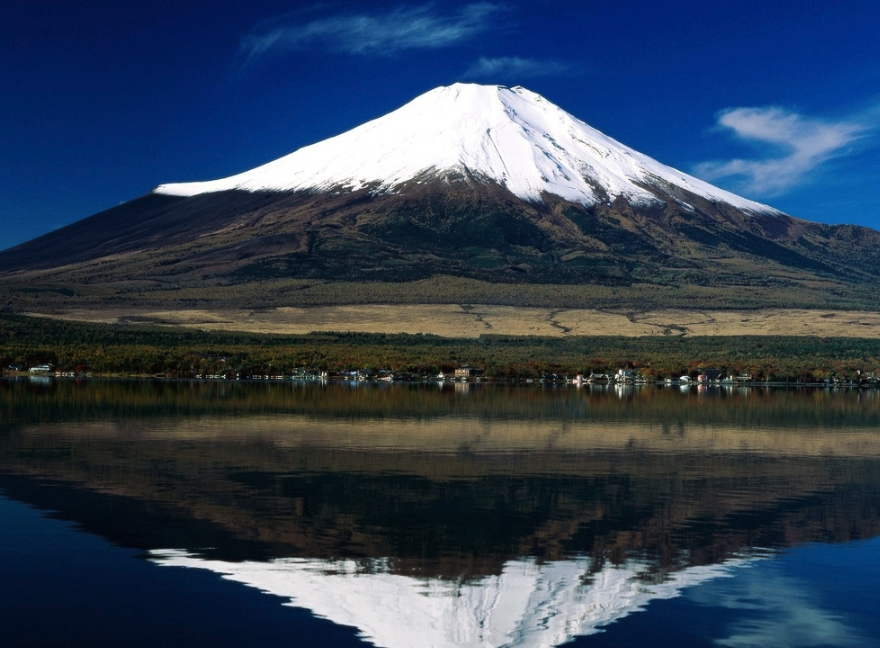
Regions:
[[3, 372, 876, 390]]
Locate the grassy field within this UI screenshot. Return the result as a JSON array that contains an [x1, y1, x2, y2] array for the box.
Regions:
[[4, 272, 880, 315], [26, 304, 880, 339]]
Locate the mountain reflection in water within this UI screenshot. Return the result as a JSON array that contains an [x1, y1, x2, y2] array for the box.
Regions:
[[150, 550, 756, 648], [1, 379, 879, 646]]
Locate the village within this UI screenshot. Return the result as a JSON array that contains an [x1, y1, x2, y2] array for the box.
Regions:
[[8, 361, 879, 388]]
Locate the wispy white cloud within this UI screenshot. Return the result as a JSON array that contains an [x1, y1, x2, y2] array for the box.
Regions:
[[463, 56, 576, 80], [239, 3, 503, 64], [694, 106, 873, 196]]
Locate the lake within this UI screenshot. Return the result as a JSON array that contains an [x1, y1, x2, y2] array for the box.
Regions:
[[1, 378, 879, 647]]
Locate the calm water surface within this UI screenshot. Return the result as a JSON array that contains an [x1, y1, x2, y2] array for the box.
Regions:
[[1, 378, 879, 647]]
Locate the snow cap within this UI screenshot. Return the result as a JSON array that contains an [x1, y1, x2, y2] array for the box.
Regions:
[[156, 83, 778, 215]]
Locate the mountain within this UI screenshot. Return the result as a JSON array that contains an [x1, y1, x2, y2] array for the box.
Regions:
[[2, 83, 880, 314]]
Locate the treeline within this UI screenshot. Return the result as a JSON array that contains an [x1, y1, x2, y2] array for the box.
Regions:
[[1, 313, 878, 381]]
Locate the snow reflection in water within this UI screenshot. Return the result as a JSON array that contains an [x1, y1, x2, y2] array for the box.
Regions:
[[150, 550, 759, 648]]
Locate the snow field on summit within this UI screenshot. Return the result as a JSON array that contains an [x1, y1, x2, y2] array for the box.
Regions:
[[156, 84, 779, 216]]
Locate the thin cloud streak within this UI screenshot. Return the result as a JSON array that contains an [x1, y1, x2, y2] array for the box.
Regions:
[[463, 56, 576, 80], [239, 3, 503, 64], [695, 106, 873, 196]]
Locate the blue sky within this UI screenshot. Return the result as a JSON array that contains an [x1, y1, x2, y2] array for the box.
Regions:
[[3, 0, 879, 250]]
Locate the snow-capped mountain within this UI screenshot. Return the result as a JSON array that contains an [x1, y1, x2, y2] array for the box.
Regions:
[[4, 83, 880, 314], [156, 83, 777, 215]]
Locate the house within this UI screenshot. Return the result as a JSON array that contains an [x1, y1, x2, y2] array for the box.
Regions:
[[697, 368, 723, 383], [454, 366, 484, 380]]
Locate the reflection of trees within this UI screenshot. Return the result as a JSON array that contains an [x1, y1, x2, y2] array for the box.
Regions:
[[3, 417, 880, 581], [2, 379, 880, 430], [3, 380, 880, 582]]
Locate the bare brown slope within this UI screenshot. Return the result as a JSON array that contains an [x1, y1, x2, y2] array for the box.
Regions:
[[2, 182, 880, 311]]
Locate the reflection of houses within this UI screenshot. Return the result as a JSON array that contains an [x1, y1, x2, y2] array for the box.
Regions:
[[290, 368, 322, 381], [454, 366, 484, 381]]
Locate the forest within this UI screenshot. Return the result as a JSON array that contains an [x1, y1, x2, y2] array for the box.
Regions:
[[1, 313, 878, 382]]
